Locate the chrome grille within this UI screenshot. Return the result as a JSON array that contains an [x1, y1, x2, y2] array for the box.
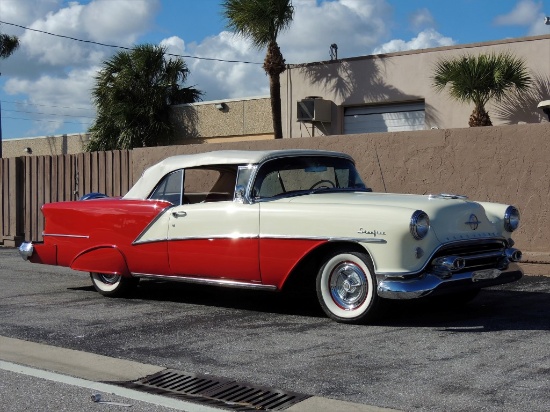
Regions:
[[431, 240, 508, 272]]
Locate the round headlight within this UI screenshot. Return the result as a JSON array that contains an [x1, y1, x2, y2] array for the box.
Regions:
[[504, 206, 520, 232], [410, 210, 430, 240]]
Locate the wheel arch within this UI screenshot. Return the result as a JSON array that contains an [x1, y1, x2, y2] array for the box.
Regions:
[[281, 241, 371, 292], [70, 245, 130, 276]]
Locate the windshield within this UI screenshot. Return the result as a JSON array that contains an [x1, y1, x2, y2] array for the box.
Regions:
[[252, 156, 368, 200]]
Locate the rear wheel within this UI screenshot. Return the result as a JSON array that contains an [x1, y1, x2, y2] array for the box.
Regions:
[[90, 272, 138, 297], [316, 250, 380, 323]]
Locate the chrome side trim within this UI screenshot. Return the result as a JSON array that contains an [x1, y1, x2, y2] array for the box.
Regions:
[[133, 234, 386, 245], [260, 234, 387, 244], [43, 233, 89, 239], [132, 273, 278, 291], [132, 238, 168, 245], [132, 205, 174, 245], [133, 234, 259, 245]]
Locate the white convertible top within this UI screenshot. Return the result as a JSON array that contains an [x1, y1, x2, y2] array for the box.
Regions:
[[124, 149, 352, 199]]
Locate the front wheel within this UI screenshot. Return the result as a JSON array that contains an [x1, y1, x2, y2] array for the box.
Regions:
[[316, 251, 380, 324], [90, 272, 138, 297]]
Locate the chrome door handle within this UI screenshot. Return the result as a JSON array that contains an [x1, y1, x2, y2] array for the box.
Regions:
[[172, 211, 187, 218]]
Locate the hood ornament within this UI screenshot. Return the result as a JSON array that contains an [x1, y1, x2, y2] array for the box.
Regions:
[[465, 214, 481, 230], [429, 193, 468, 200]]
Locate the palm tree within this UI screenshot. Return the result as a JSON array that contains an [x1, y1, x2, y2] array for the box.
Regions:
[[432, 52, 532, 127], [88, 44, 202, 151], [0, 34, 20, 158], [0, 34, 19, 59], [223, 0, 294, 139]]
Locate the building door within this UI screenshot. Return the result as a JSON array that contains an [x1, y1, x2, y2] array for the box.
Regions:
[[344, 102, 425, 134]]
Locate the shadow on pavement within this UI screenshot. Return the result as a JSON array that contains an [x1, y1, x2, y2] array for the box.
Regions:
[[69, 275, 550, 331]]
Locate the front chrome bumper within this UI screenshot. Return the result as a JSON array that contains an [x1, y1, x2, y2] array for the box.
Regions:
[[377, 263, 523, 299], [19, 242, 34, 261]]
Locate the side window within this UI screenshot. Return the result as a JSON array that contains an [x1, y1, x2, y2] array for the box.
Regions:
[[149, 170, 183, 205], [184, 166, 238, 204]]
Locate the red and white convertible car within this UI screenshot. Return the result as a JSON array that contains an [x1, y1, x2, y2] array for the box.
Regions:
[[20, 149, 523, 323]]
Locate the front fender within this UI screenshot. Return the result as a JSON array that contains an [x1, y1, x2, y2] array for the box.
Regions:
[[70, 246, 130, 276]]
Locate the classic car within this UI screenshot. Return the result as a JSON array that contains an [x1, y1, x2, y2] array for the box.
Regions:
[[19, 149, 523, 323]]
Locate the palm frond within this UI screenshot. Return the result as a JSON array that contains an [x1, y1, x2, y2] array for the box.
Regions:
[[0, 34, 19, 59], [222, 0, 294, 49], [88, 44, 202, 151], [432, 52, 532, 126]]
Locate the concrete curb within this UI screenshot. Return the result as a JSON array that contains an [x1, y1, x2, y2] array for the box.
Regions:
[[0, 336, 399, 412], [0, 335, 164, 382]]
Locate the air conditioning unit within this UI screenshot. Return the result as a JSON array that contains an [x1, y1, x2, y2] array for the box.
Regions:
[[297, 98, 331, 122]]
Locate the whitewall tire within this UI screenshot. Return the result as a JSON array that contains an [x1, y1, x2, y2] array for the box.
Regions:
[[316, 251, 380, 323], [90, 272, 138, 297]]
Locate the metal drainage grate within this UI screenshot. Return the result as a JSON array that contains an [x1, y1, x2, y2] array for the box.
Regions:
[[116, 369, 310, 411]]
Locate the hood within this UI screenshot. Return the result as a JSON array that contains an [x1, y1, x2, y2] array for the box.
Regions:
[[285, 191, 505, 242]]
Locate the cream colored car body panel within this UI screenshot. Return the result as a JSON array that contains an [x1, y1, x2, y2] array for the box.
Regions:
[[258, 192, 509, 272], [167, 202, 259, 240]]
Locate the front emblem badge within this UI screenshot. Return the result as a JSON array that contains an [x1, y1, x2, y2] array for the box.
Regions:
[[465, 214, 481, 230]]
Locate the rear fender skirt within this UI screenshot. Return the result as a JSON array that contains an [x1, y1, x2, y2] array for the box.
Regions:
[[70, 246, 130, 276]]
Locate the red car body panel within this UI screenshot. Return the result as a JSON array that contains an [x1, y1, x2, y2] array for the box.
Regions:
[[259, 239, 326, 289], [33, 199, 171, 276], [30, 198, 326, 289], [168, 238, 261, 281], [71, 246, 130, 276]]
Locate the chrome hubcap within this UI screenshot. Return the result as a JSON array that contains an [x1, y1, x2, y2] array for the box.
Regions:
[[329, 262, 368, 310], [97, 274, 120, 285]]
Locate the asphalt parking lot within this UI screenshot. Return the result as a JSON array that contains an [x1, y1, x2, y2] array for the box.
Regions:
[[1, 247, 549, 411]]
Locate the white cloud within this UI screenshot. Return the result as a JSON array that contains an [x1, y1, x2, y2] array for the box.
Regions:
[[493, 0, 547, 35], [185, 32, 267, 100], [1, 0, 160, 136], [409, 9, 435, 30], [0, 0, 61, 27], [373, 29, 456, 54], [181, 0, 396, 100], [82, 0, 159, 43], [160, 36, 186, 56], [4, 67, 97, 135], [20, 0, 158, 67], [494, 0, 541, 25], [279, 0, 392, 63]]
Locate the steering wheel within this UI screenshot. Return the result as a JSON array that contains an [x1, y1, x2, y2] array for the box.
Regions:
[[309, 180, 336, 190]]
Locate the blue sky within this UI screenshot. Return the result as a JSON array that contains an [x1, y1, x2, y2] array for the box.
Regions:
[[1, 0, 549, 140]]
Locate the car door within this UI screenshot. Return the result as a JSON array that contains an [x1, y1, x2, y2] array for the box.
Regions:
[[167, 167, 261, 281]]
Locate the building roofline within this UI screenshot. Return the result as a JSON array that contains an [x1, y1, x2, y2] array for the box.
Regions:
[[288, 34, 550, 69], [174, 95, 270, 108]]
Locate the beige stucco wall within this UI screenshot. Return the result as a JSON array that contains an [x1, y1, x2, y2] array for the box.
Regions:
[[282, 35, 550, 138], [2, 97, 274, 158], [2, 133, 91, 158], [132, 123, 550, 257], [170, 96, 273, 143]]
